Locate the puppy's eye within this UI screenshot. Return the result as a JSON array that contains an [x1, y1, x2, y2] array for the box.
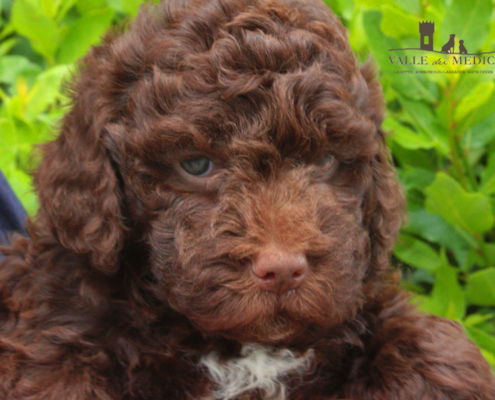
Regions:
[[180, 157, 214, 176]]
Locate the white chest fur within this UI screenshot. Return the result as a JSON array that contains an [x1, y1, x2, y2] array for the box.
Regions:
[[200, 343, 314, 400]]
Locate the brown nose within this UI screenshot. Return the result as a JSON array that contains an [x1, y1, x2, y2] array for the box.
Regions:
[[251, 250, 308, 294]]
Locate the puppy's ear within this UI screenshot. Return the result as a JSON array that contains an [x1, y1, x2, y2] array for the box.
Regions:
[[359, 61, 406, 280], [34, 62, 126, 274]]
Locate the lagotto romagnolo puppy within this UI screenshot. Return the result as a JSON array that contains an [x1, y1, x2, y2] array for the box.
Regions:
[[0, 0, 494, 399]]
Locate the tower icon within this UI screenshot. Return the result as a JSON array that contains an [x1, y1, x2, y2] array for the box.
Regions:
[[419, 21, 434, 51]]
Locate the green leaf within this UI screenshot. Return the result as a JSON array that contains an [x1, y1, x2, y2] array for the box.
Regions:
[[0, 56, 41, 86], [380, 5, 419, 39], [405, 209, 473, 250], [399, 98, 449, 154], [122, 0, 142, 16], [24, 65, 72, 121], [394, 233, 442, 271], [480, 349, 495, 368], [39, 0, 77, 20], [462, 248, 487, 271], [333, 0, 355, 21], [464, 313, 495, 328], [483, 243, 495, 266], [0, 118, 14, 150], [76, 0, 106, 14], [0, 38, 19, 57], [425, 172, 494, 234], [409, 269, 436, 286], [481, 176, 495, 196], [465, 325, 495, 361], [0, 110, 37, 146], [454, 81, 495, 122], [354, 0, 395, 8], [56, 0, 77, 21], [0, 21, 15, 41], [410, 294, 430, 306], [439, 0, 492, 53], [106, 0, 143, 16], [481, 150, 495, 189], [390, 145, 437, 171], [405, 189, 424, 212], [384, 116, 435, 150], [398, 168, 436, 191], [56, 8, 114, 64], [466, 268, 495, 306], [480, 151, 495, 195], [466, 113, 495, 150], [41, 0, 62, 18], [11, 0, 61, 60], [392, 0, 420, 14], [1, 165, 38, 215], [0, 116, 39, 215], [421, 261, 465, 321]]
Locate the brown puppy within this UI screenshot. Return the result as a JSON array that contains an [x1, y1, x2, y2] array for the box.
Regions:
[[0, 0, 494, 399]]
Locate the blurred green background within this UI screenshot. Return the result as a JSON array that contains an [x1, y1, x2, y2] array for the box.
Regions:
[[0, 0, 494, 369]]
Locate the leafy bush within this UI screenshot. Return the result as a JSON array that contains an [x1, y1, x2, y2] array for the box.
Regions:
[[1, 0, 494, 368]]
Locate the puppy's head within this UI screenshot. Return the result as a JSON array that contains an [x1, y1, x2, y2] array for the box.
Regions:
[[34, 0, 404, 344]]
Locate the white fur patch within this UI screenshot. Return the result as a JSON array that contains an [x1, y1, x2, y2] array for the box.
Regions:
[[200, 343, 314, 400]]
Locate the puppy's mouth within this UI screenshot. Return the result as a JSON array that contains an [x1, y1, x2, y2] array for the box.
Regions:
[[159, 234, 368, 344], [167, 274, 351, 345]]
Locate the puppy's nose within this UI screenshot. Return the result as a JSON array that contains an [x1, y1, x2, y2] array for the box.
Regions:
[[251, 250, 308, 294]]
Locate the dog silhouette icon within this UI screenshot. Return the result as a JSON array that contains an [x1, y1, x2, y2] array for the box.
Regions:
[[441, 34, 456, 53]]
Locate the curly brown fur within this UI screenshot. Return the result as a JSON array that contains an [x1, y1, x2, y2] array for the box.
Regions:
[[0, 0, 494, 399]]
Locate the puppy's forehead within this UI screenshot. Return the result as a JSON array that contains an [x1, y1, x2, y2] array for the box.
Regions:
[[105, 0, 378, 161]]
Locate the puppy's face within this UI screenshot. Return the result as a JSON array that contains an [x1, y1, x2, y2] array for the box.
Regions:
[[118, 113, 374, 344], [36, 0, 403, 345], [114, 109, 373, 344]]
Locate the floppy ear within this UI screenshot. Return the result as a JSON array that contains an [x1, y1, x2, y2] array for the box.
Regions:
[[359, 62, 406, 281], [33, 62, 126, 275]]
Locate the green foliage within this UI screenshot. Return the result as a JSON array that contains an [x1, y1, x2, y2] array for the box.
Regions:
[[326, 0, 495, 368], [425, 172, 494, 234], [1, 0, 495, 368], [0, 0, 157, 214]]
